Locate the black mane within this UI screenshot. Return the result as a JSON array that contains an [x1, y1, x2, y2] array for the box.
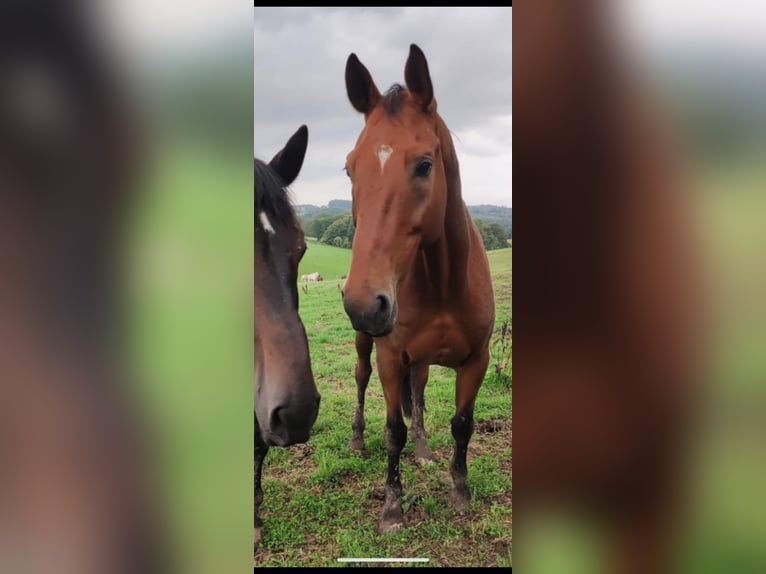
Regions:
[[254, 158, 297, 231]]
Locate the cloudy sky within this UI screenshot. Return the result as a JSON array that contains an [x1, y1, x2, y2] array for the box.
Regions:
[[614, 0, 766, 60], [253, 7, 513, 208], [98, 2, 764, 209]]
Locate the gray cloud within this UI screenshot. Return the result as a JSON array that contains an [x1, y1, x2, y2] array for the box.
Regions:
[[254, 7, 512, 207]]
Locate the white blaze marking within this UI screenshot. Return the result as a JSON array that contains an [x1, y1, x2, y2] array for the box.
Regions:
[[377, 145, 393, 173], [259, 211, 275, 234]]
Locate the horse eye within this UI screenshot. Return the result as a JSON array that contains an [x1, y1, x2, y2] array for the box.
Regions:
[[414, 159, 432, 178]]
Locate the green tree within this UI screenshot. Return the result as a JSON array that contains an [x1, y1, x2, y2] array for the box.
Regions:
[[320, 213, 355, 248], [487, 222, 509, 249], [306, 213, 342, 240], [474, 218, 506, 251]]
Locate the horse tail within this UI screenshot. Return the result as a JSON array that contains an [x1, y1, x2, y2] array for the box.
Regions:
[[402, 368, 413, 419]]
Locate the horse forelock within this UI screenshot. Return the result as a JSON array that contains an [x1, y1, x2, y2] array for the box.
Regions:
[[382, 84, 406, 117]]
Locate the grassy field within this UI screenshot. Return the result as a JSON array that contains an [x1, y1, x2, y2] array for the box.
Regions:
[[255, 242, 512, 567]]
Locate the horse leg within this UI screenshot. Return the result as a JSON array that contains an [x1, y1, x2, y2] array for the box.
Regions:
[[409, 363, 435, 464], [607, 457, 686, 574], [377, 349, 408, 534], [450, 347, 490, 513], [254, 421, 269, 548], [349, 331, 374, 453], [606, 494, 677, 574]]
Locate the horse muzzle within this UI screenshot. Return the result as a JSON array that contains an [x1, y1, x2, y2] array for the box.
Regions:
[[259, 391, 321, 447], [342, 291, 396, 337]]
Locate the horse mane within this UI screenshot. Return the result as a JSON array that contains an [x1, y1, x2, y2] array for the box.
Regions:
[[254, 157, 297, 231], [434, 109, 472, 279]]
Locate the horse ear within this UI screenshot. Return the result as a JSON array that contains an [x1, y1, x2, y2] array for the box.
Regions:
[[269, 124, 309, 187], [346, 53, 381, 115], [404, 44, 434, 113]]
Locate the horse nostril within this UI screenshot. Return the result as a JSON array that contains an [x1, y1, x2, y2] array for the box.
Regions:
[[341, 289, 345, 299], [269, 405, 286, 435], [376, 294, 390, 316]]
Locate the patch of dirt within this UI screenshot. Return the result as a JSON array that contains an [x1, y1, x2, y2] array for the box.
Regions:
[[414, 492, 512, 567], [476, 416, 507, 434], [289, 442, 315, 459], [369, 486, 386, 501], [467, 415, 512, 472], [264, 442, 319, 481]]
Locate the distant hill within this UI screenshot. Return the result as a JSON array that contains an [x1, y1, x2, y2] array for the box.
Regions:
[[297, 200, 512, 238], [466, 205, 513, 237], [327, 199, 352, 211], [295, 203, 348, 220]]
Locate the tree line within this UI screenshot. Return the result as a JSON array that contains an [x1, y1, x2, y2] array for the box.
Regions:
[[301, 212, 510, 251]]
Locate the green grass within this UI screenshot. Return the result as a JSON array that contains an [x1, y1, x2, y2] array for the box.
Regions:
[[255, 244, 512, 567], [298, 238, 352, 281]]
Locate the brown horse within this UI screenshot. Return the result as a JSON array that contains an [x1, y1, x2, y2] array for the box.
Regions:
[[341, 44, 496, 533], [514, 2, 703, 573], [0, 2, 168, 573], [254, 124, 321, 546]]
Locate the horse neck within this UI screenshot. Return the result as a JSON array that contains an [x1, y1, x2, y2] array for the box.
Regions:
[[416, 113, 472, 298]]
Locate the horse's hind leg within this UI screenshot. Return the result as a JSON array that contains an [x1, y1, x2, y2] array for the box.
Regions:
[[254, 421, 269, 548], [349, 331, 374, 453], [450, 347, 490, 513], [409, 363, 435, 464]]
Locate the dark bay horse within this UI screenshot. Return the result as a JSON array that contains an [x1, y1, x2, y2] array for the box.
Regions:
[[342, 44, 496, 533], [254, 124, 321, 546], [514, 2, 703, 573]]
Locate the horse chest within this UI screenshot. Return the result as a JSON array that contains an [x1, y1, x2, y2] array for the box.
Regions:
[[401, 313, 471, 368]]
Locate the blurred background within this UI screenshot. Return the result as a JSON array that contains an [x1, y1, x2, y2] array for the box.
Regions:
[[106, 1, 253, 573], [517, 1, 766, 573], [620, 3, 766, 572], [3, 1, 764, 572], [1, 1, 252, 573]]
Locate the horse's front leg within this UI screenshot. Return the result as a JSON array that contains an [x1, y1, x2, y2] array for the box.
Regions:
[[377, 348, 407, 534], [349, 331, 373, 453], [450, 347, 490, 513], [254, 419, 269, 548], [408, 363, 435, 464]]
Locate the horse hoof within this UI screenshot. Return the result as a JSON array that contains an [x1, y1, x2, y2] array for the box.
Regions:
[[414, 443, 435, 465], [254, 526, 264, 548], [450, 486, 471, 514], [378, 518, 404, 534], [349, 437, 365, 453], [378, 504, 404, 534], [416, 455, 435, 466]]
